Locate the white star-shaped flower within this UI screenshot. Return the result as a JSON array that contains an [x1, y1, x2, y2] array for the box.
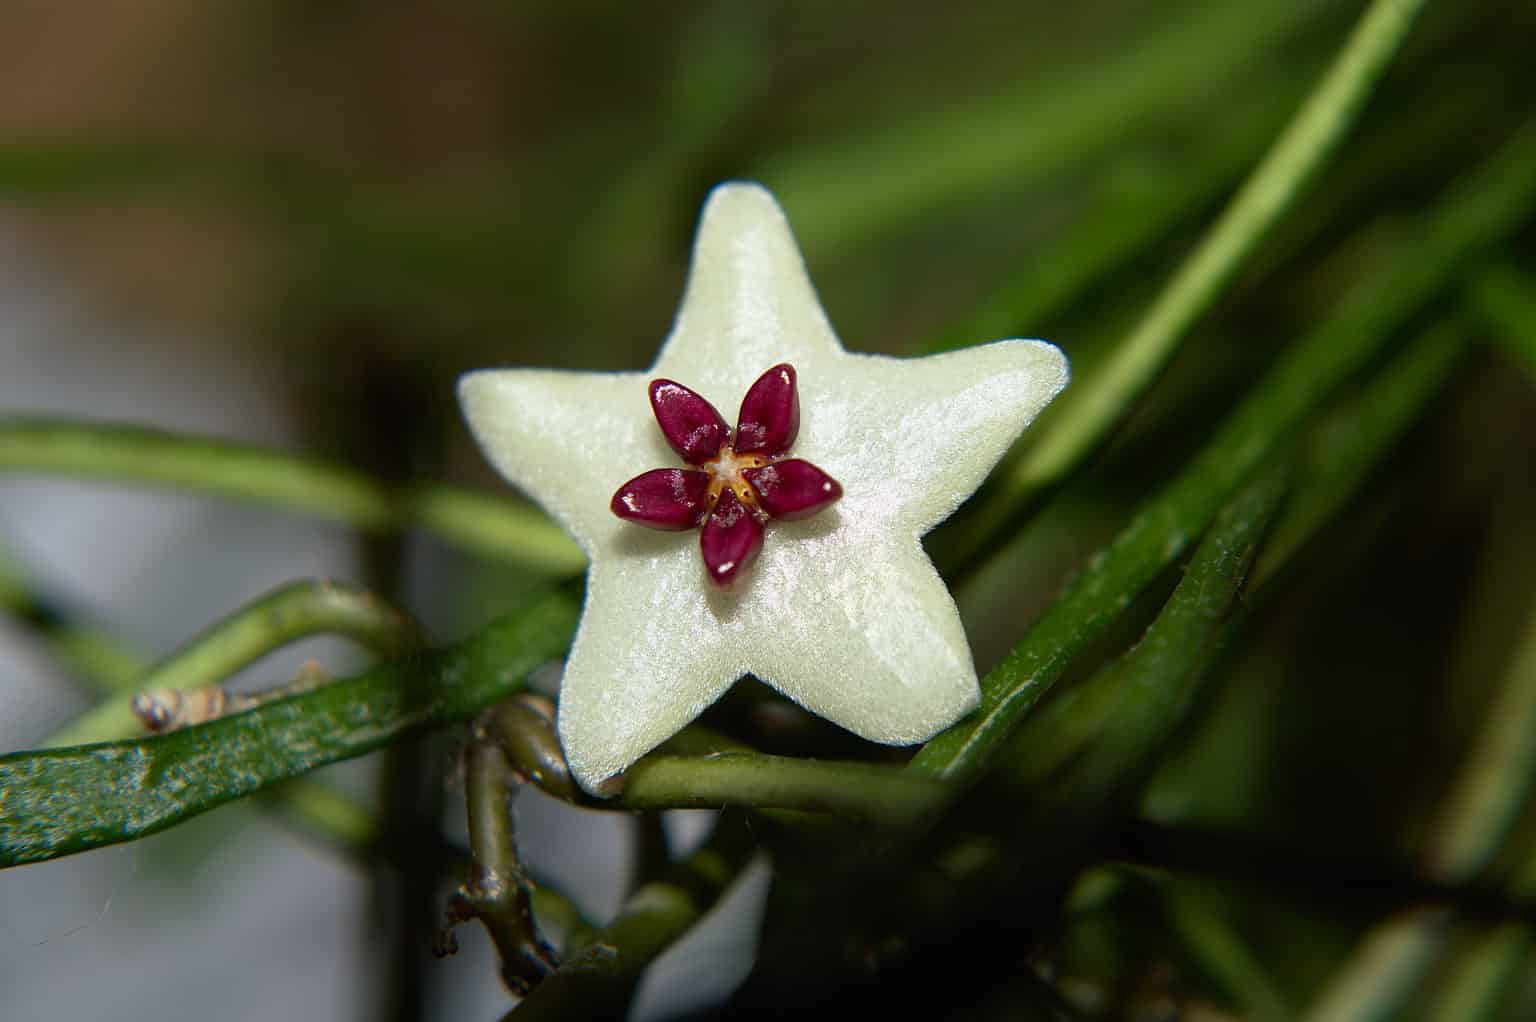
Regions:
[[459, 182, 1067, 793]]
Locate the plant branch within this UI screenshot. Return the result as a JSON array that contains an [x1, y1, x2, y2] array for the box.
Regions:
[[436, 741, 558, 996], [0, 419, 584, 573]]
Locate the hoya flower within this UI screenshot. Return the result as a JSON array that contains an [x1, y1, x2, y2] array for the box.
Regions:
[[460, 182, 1067, 793], [610, 363, 842, 585]]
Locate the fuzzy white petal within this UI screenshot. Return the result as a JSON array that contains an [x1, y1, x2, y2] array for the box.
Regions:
[[459, 181, 1070, 793]]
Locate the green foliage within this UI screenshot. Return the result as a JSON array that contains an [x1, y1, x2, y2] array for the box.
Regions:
[[3, 0, 1536, 1017]]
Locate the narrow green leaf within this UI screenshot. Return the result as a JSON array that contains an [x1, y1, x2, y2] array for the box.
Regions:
[[1006, 464, 1287, 803], [0, 589, 578, 867], [0, 419, 584, 572], [955, 0, 1432, 551], [914, 122, 1536, 785]]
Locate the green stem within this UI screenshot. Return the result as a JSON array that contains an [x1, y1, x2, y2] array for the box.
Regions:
[[0, 587, 580, 867], [618, 752, 947, 828], [911, 121, 1536, 787], [454, 741, 558, 996], [957, 0, 1430, 551], [43, 578, 424, 747], [0, 419, 584, 573], [507, 813, 757, 1020], [478, 696, 578, 803]]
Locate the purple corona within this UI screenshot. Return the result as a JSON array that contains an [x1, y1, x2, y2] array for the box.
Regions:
[[610, 363, 842, 585]]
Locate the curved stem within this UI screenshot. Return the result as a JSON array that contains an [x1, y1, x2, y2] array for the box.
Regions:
[[618, 752, 946, 828], [44, 578, 424, 747], [0, 419, 584, 573], [445, 741, 557, 996], [958, 0, 1429, 552]]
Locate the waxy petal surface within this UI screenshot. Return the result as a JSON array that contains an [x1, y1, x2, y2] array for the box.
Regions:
[[733, 363, 799, 455], [741, 459, 841, 520], [611, 468, 710, 530], [699, 489, 764, 585], [459, 182, 1069, 792], [649, 379, 729, 464]]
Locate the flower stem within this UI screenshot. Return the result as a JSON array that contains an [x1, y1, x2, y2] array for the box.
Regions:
[[618, 751, 947, 828], [0, 419, 584, 572], [956, 0, 1430, 553], [441, 741, 557, 996]]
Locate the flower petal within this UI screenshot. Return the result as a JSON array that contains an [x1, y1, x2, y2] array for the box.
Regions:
[[742, 459, 842, 520], [734, 363, 799, 455], [610, 468, 710, 530], [649, 379, 728, 464], [699, 489, 763, 585]]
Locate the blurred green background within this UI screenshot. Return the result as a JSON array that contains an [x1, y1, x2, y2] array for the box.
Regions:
[[3, 0, 1536, 1019]]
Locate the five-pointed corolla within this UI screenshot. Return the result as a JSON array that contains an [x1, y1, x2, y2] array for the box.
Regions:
[[457, 181, 1069, 793], [610, 364, 841, 586]]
